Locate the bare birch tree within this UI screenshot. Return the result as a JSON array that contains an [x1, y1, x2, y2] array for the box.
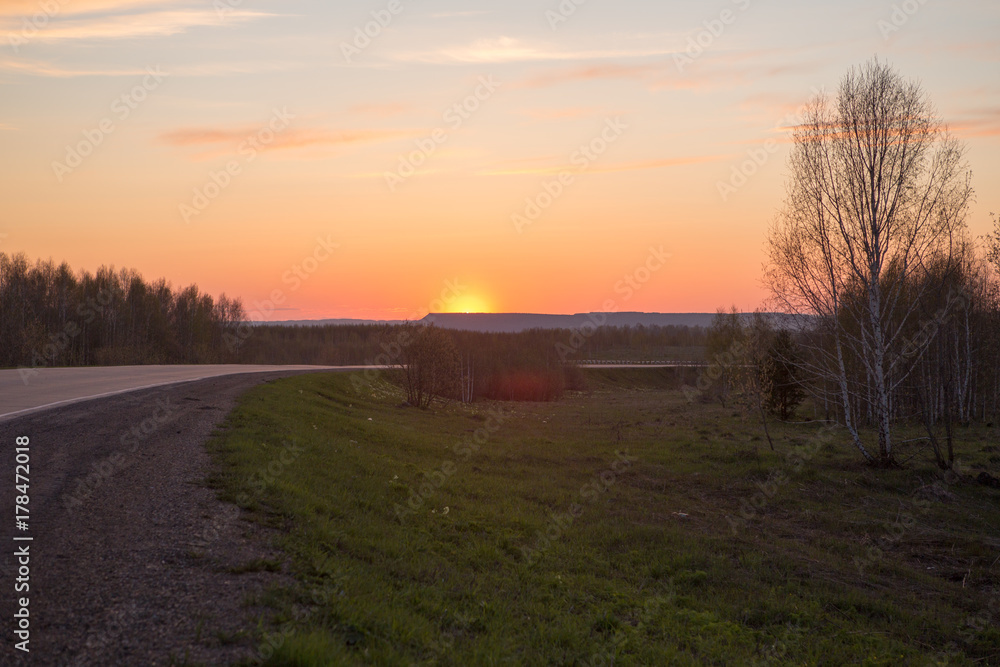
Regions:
[[989, 212, 1000, 273], [765, 58, 973, 466]]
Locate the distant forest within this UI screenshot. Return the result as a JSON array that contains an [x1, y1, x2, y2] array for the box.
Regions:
[[0, 253, 706, 400], [0, 253, 244, 368]]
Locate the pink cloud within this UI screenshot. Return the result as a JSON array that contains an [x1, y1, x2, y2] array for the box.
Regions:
[[160, 125, 406, 159]]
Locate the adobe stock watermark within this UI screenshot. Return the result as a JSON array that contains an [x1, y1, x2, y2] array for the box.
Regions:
[[52, 67, 167, 183], [582, 592, 675, 667], [7, 0, 69, 54], [340, 0, 408, 63], [384, 76, 501, 192], [424, 611, 475, 662], [717, 86, 823, 202], [674, 0, 751, 73], [190, 440, 307, 553], [556, 245, 670, 361], [392, 408, 508, 521], [724, 424, 837, 536], [214, 0, 246, 19], [224, 234, 339, 353], [249, 585, 337, 665], [877, 0, 930, 40], [520, 450, 638, 566], [75, 603, 140, 665], [512, 117, 627, 234], [546, 0, 588, 31], [716, 142, 779, 201], [902, 288, 968, 359], [683, 336, 745, 403], [852, 460, 970, 577], [62, 397, 178, 513], [961, 587, 1000, 650], [348, 277, 468, 393], [179, 107, 295, 223], [18, 288, 114, 385]]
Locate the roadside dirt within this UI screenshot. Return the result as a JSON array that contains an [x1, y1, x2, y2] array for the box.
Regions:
[[0, 370, 332, 665]]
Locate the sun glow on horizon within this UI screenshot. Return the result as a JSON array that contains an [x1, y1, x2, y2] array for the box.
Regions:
[[440, 294, 494, 314], [1, 3, 997, 319]]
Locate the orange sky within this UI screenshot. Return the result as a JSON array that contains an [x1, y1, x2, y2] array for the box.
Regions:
[[1, 0, 997, 320]]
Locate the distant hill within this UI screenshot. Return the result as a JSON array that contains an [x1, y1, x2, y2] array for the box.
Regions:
[[421, 312, 718, 333], [266, 312, 808, 333], [264, 318, 407, 327], [266, 313, 718, 331]]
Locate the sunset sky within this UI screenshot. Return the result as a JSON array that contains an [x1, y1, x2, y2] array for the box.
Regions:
[[1, 0, 997, 320]]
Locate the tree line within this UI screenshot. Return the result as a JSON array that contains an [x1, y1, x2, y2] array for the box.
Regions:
[[713, 58, 1000, 469], [0, 252, 244, 369], [237, 322, 704, 402], [0, 251, 706, 403]]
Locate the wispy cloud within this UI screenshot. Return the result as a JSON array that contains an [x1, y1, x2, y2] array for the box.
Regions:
[[0, 56, 303, 78], [950, 112, 1000, 139], [161, 125, 406, 159], [397, 36, 676, 64], [0, 57, 156, 77], [0, 9, 273, 42], [0, 0, 171, 16]]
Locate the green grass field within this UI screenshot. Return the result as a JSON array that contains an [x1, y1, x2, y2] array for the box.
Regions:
[[205, 370, 1000, 666]]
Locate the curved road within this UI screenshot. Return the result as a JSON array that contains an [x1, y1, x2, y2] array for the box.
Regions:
[[0, 365, 370, 664], [0, 365, 374, 422]]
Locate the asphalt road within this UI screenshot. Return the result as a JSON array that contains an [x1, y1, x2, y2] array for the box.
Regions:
[[0, 365, 367, 422], [0, 364, 703, 425], [0, 366, 362, 664]]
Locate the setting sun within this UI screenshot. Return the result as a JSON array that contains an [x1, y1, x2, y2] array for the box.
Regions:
[[442, 294, 493, 314], [2, 1, 999, 663]]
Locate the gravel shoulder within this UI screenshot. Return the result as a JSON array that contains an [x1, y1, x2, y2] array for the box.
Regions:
[[0, 370, 337, 665]]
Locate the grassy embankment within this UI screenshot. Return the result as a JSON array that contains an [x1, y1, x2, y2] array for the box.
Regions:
[[204, 369, 1000, 665]]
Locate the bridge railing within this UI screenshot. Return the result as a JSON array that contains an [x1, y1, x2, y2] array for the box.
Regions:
[[571, 360, 708, 367]]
